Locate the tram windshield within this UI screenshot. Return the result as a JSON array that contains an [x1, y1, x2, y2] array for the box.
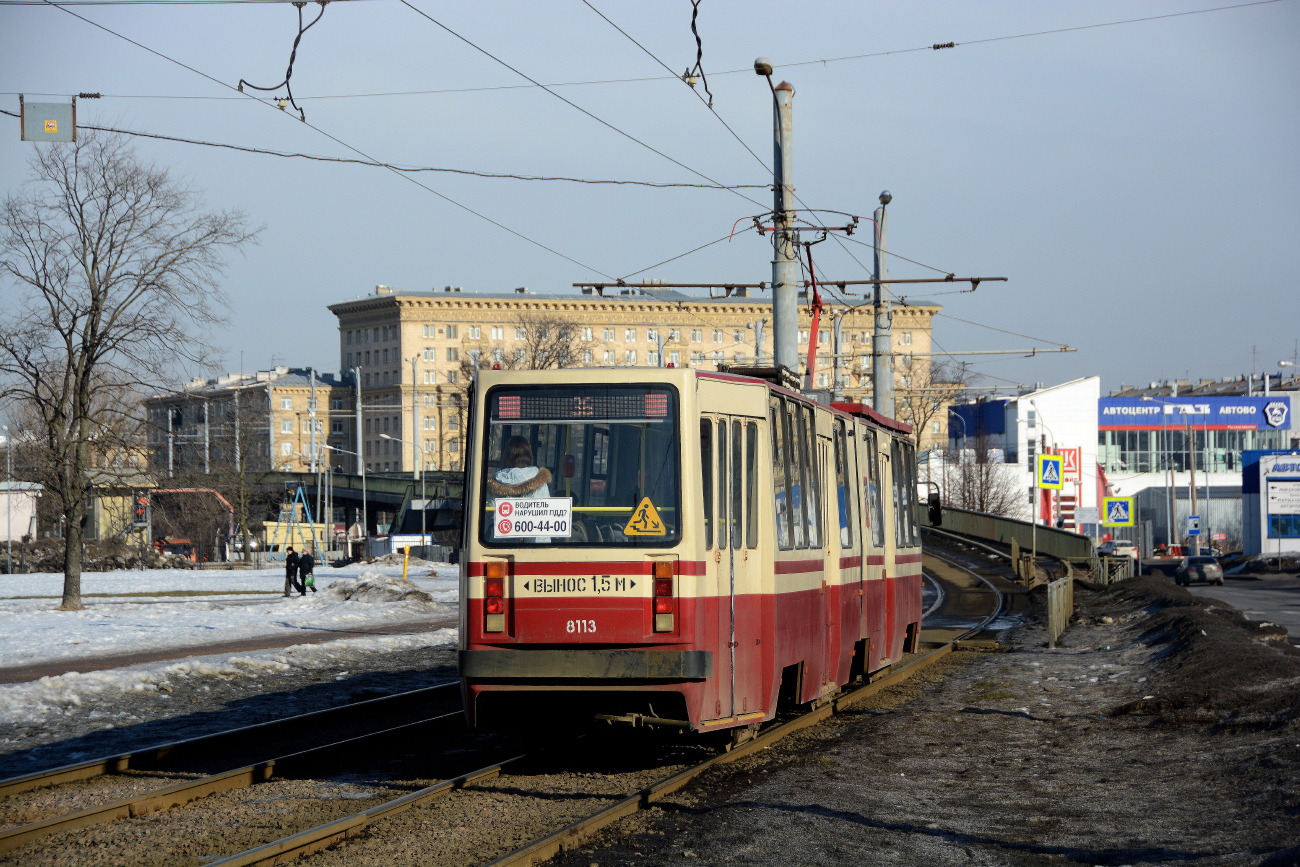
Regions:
[[479, 384, 681, 547]]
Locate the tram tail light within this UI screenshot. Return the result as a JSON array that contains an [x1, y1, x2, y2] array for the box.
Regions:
[[653, 561, 675, 632], [484, 562, 507, 633]]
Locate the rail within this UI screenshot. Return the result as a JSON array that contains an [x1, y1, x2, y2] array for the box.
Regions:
[[919, 504, 1095, 561]]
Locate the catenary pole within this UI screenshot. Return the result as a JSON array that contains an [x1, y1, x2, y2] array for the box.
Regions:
[[770, 75, 799, 377], [354, 367, 366, 549], [872, 192, 893, 416]]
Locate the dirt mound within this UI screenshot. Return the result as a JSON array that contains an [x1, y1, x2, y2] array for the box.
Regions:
[[1097, 575, 1300, 730], [319, 571, 436, 606]]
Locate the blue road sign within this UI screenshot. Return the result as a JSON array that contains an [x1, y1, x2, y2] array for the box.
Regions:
[[1187, 515, 1201, 537], [1102, 497, 1135, 527], [1037, 454, 1064, 490]]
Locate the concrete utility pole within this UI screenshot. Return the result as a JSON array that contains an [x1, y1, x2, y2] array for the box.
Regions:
[[411, 356, 419, 481], [872, 191, 894, 417], [1186, 417, 1199, 555], [354, 366, 366, 542], [309, 368, 317, 474], [749, 317, 768, 364], [832, 309, 845, 395], [761, 58, 799, 376]]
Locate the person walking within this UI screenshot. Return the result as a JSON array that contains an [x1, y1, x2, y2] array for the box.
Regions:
[[284, 546, 301, 597], [299, 548, 316, 595]]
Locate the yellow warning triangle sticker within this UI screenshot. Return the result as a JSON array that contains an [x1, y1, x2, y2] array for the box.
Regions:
[[624, 497, 667, 536]]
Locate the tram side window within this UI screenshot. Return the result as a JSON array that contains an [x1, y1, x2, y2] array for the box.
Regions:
[[717, 419, 729, 550], [799, 403, 822, 549], [700, 420, 713, 549], [891, 439, 906, 548], [785, 402, 808, 549], [864, 430, 884, 550], [745, 422, 759, 549], [770, 399, 793, 550], [834, 419, 853, 548], [909, 444, 920, 545], [731, 420, 744, 550]]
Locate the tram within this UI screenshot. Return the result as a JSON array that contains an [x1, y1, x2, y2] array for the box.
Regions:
[[458, 366, 924, 739]]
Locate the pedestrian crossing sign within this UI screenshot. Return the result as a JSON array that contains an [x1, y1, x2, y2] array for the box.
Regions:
[[1102, 497, 1135, 527], [1036, 454, 1064, 490], [624, 497, 667, 536]]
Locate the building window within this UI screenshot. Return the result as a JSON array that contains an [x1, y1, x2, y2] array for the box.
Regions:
[[332, 421, 344, 434], [625, 350, 637, 364], [449, 438, 459, 453], [691, 329, 702, 343], [647, 328, 658, 342], [468, 325, 481, 339], [670, 350, 680, 365], [515, 326, 526, 340], [818, 330, 828, 345], [582, 349, 593, 364], [281, 420, 292, 433], [669, 328, 680, 342], [603, 327, 615, 341], [733, 329, 742, 343], [492, 326, 504, 340], [492, 347, 504, 364], [447, 325, 458, 339], [799, 330, 808, 344], [900, 331, 912, 346], [347, 331, 354, 345], [446, 347, 458, 362], [346, 352, 353, 367], [712, 329, 723, 343], [449, 416, 459, 430], [649, 350, 659, 366], [281, 397, 293, 410], [448, 370, 459, 384], [603, 350, 614, 364], [514, 348, 525, 362], [581, 327, 592, 341], [281, 442, 291, 456], [625, 328, 636, 341]]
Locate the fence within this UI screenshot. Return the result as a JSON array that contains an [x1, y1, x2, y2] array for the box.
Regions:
[[1047, 573, 1074, 648], [920, 505, 1096, 561]]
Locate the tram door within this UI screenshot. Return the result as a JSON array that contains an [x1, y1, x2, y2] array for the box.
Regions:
[[702, 414, 762, 720]]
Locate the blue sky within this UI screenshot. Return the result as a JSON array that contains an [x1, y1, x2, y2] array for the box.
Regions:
[[3, 0, 1297, 394]]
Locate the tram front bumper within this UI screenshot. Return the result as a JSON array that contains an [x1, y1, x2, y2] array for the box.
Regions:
[[459, 649, 712, 680]]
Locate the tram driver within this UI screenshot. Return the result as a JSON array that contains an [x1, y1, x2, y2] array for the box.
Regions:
[[488, 435, 553, 543]]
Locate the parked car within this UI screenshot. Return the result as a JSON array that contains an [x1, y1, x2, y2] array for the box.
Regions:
[[1098, 540, 1138, 560], [1175, 555, 1223, 586]]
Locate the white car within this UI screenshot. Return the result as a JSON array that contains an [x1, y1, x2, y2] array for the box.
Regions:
[[1098, 540, 1138, 560]]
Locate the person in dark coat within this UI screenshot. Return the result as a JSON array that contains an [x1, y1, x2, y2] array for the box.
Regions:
[[298, 549, 316, 595], [284, 547, 301, 596]]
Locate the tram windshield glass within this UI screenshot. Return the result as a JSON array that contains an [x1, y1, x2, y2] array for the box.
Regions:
[[479, 384, 681, 547]]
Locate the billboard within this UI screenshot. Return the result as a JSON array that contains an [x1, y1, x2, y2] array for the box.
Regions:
[[1098, 396, 1291, 431]]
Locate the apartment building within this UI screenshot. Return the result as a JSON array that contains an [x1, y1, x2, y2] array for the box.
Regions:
[[144, 367, 350, 476], [328, 284, 940, 473]]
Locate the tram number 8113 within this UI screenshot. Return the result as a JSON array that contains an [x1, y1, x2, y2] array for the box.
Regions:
[[566, 619, 597, 634]]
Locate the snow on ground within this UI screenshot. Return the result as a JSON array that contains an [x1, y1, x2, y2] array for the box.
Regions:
[[0, 564, 460, 670], [0, 628, 458, 754]]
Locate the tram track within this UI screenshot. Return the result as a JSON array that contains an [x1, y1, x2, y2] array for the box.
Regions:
[[4, 553, 1011, 867], [0, 681, 462, 855], [175, 560, 1012, 867]]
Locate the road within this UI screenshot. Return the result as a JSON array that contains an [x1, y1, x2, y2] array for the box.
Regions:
[[1185, 574, 1300, 648]]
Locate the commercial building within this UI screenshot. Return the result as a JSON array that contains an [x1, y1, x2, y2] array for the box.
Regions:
[[944, 377, 1101, 529], [328, 284, 942, 474], [1243, 450, 1300, 557]]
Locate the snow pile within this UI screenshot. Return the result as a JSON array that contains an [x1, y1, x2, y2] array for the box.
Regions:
[[362, 552, 433, 567], [319, 571, 436, 606], [0, 628, 457, 732]]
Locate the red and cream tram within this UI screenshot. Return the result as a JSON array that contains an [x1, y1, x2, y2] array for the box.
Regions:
[[459, 367, 923, 738]]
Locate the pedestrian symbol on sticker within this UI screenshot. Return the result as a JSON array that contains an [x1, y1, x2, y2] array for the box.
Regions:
[[624, 498, 666, 536]]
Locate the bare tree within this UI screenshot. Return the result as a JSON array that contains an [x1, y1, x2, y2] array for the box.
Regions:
[[944, 434, 1027, 519], [0, 133, 259, 609], [895, 358, 979, 450]]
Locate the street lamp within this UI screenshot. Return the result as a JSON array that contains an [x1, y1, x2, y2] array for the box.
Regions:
[[379, 433, 426, 551]]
